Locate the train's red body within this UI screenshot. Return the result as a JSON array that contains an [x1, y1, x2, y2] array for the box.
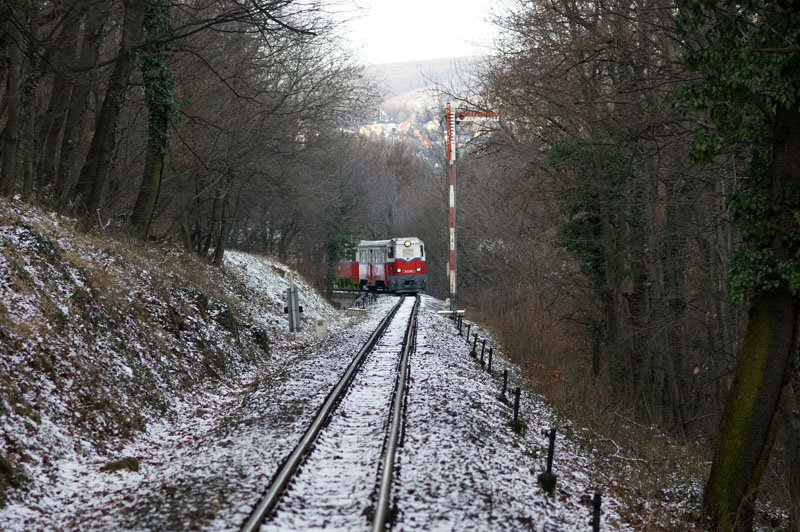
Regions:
[[334, 237, 427, 294], [334, 261, 360, 290]]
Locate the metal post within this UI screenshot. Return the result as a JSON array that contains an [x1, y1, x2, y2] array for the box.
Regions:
[[502, 369, 508, 399], [480, 338, 486, 365], [466, 324, 471, 341], [488, 348, 493, 373], [286, 276, 300, 334], [443, 103, 498, 313], [513, 387, 521, 424], [470, 333, 478, 356], [592, 492, 602, 531], [446, 101, 457, 312], [537, 428, 558, 495], [545, 428, 556, 473]]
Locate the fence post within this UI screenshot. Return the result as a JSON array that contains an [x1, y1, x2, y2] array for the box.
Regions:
[[512, 387, 521, 425], [537, 428, 558, 495], [592, 492, 602, 531], [501, 369, 508, 401], [470, 333, 478, 357], [487, 348, 493, 373], [480, 338, 486, 365]]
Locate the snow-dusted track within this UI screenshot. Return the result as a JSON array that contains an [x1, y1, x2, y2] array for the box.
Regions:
[[242, 295, 418, 532]]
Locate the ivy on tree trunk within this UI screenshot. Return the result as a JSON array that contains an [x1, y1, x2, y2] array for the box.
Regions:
[[703, 288, 797, 529], [676, 1, 800, 527], [131, 0, 177, 237]]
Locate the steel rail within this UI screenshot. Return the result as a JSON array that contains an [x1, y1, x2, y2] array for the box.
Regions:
[[372, 295, 419, 531], [241, 296, 406, 532]]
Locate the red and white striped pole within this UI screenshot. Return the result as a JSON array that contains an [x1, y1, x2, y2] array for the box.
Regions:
[[446, 101, 457, 311], [444, 102, 498, 312]]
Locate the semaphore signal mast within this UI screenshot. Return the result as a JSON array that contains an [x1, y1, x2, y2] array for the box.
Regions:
[[444, 101, 499, 312]]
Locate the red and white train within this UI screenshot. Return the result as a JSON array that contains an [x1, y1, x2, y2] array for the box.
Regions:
[[334, 237, 427, 294]]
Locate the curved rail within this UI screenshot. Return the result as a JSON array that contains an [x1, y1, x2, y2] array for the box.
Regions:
[[241, 296, 407, 532], [373, 295, 418, 531]]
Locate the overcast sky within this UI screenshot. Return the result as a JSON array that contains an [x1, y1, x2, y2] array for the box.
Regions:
[[341, 0, 500, 65]]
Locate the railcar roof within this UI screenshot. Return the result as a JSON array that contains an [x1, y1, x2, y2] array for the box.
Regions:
[[358, 237, 423, 247]]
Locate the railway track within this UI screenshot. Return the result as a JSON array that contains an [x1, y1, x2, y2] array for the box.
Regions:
[[242, 295, 419, 532]]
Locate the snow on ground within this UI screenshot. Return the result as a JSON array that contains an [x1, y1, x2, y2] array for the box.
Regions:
[[1, 197, 697, 530], [395, 296, 626, 530], [223, 251, 341, 339], [263, 297, 418, 530], [3, 287, 632, 531]]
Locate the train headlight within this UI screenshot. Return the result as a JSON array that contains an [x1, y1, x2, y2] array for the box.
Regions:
[[416, 267, 421, 272], [397, 268, 401, 273], [404, 240, 411, 247]]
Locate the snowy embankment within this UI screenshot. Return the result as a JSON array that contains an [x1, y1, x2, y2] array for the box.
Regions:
[[395, 298, 629, 530], [1, 197, 657, 530]]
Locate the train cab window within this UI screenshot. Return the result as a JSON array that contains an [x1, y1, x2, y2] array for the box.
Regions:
[[388, 247, 394, 259]]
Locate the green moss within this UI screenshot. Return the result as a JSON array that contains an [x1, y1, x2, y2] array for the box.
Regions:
[[510, 418, 527, 435], [100, 457, 140, 473], [165, 306, 186, 335], [29, 351, 57, 376], [706, 298, 774, 529], [0, 454, 26, 508], [190, 289, 210, 315], [251, 327, 270, 355], [13, 402, 41, 425], [212, 301, 238, 334], [28, 231, 57, 260], [202, 349, 227, 377], [7, 258, 32, 287], [537, 470, 557, 496], [42, 296, 67, 331]]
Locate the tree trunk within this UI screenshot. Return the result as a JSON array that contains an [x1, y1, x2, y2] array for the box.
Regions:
[[664, 198, 688, 434], [703, 103, 800, 530], [703, 290, 797, 530], [131, 141, 164, 236], [779, 383, 800, 529], [21, 85, 36, 197], [38, 4, 85, 192], [179, 210, 192, 251], [202, 191, 219, 258], [54, 6, 105, 202], [131, 0, 175, 237], [21, 0, 38, 198], [212, 188, 231, 266], [1, 8, 23, 195], [73, 0, 146, 214]]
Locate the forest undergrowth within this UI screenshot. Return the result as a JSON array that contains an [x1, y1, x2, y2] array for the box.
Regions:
[[470, 302, 792, 530]]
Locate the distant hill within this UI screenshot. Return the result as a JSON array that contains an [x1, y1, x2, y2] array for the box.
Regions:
[[365, 56, 487, 117]]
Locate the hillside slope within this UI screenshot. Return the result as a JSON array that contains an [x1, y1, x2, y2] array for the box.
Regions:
[[0, 197, 340, 514], [0, 198, 707, 530], [365, 56, 486, 114]]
